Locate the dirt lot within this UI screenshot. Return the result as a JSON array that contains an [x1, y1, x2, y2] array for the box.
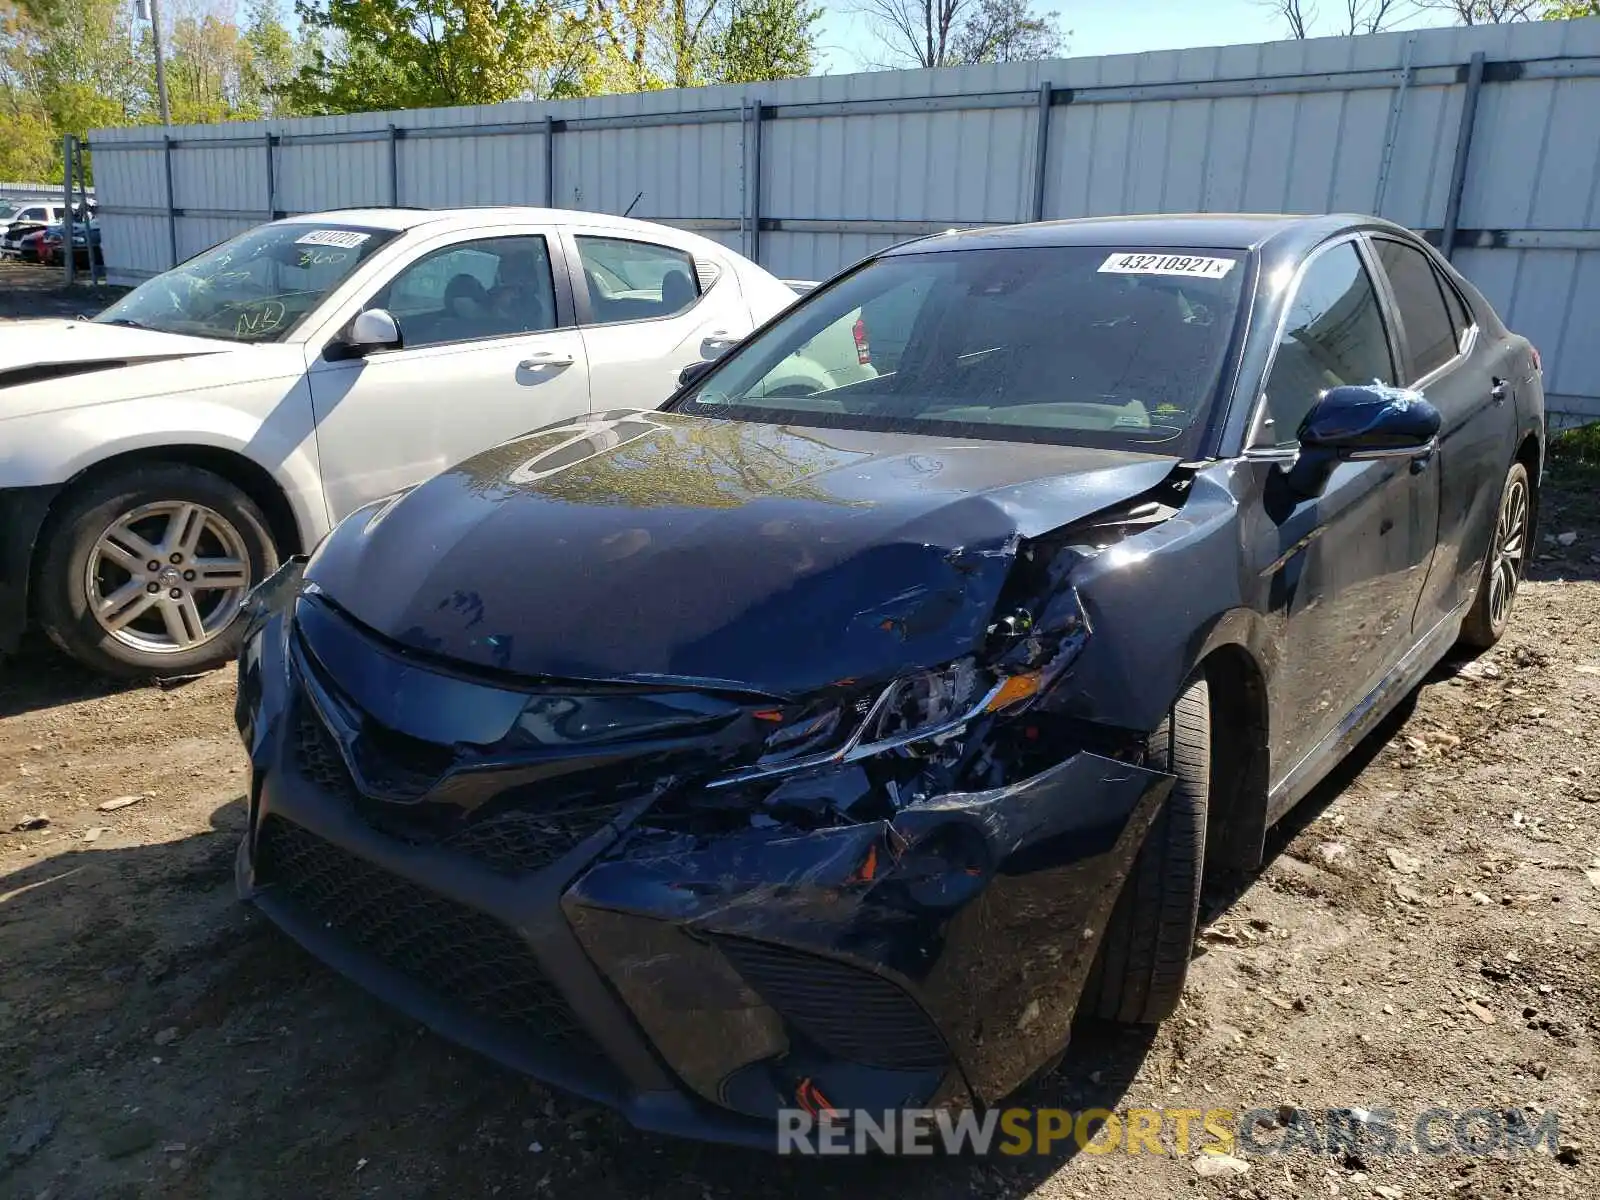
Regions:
[[0, 260, 126, 320], [2, 263, 1598, 1198]]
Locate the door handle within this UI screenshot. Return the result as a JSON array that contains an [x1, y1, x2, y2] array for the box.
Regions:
[[1490, 377, 1508, 404], [519, 352, 574, 370]]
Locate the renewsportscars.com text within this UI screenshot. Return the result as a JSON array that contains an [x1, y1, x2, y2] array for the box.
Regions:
[[776, 1105, 1565, 1157]]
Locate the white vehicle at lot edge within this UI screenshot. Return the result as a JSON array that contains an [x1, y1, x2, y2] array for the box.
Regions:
[[0, 206, 797, 676]]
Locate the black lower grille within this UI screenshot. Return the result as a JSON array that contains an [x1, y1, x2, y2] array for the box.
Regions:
[[291, 705, 622, 874], [443, 807, 621, 875], [716, 937, 949, 1072], [293, 706, 357, 803], [255, 816, 596, 1055]]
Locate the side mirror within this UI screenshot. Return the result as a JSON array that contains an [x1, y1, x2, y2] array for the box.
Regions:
[[677, 359, 717, 389], [700, 332, 740, 360], [1282, 384, 1441, 498], [339, 308, 402, 357]]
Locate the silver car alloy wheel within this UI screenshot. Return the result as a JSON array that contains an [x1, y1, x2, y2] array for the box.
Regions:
[[1487, 474, 1529, 632], [85, 501, 252, 654]]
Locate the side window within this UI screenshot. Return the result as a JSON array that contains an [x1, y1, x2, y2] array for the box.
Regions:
[[21, 207, 46, 222], [1374, 238, 1461, 380], [372, 235, 556, 350], [1256, 242, 1395, 447], [575, 236, 699, 324]]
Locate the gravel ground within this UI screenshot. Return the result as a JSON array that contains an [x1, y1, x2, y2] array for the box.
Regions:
[[1, 262, 1597, 1199], [0, 260, 127, 320]]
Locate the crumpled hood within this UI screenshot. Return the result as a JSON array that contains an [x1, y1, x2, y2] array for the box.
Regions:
[[0, 318, 232, 385], [307, 409, 1180, 697]]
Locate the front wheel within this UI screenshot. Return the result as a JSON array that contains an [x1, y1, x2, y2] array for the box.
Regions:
[[1081, 675, 1211, 1025], [36, 464, 278, 677], [1459, 460, 1531, 650]]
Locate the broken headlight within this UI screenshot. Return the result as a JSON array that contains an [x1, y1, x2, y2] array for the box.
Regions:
[[713, 587, 1090, 788], [713, 659, 1047, 788]]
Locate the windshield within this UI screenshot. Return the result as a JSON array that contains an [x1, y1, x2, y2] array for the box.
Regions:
[[674, 245, 1248, 452], [96, 222, 398, 343]]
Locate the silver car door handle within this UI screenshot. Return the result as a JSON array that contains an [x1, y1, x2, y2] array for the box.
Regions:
[[519, 352, 575, 370]]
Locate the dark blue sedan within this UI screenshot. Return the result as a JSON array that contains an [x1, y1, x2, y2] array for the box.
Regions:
[[234, 213, 1543, 1146]]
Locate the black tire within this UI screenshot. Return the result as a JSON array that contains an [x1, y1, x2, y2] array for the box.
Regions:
[[36, 464, 278, 678], [1458, 460, 1531, 650], [1082, 675, 1211, 1025]]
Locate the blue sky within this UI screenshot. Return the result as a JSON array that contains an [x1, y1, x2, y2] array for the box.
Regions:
[[811, 0, 1459, 73]]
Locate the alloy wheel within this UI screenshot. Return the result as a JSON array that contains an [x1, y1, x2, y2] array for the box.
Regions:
[[1487, 475, 1528, 631], [84, 501, 253, 654]]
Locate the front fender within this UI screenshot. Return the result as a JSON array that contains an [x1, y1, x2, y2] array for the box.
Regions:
[[0, 377, 328, 548], [1050, 464, 1250, 734]]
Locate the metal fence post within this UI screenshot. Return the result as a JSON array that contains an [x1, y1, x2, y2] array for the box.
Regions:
[[388, 124, 402, 205], [264, 132, 276, 220], [746, 101, 764, 264], [75, 138, 100, 285], [1440, 51, 1486, 262], [62, 134, 76, 286], [1372, 34, 1416, 217], [1032, 83, 1053, 222], [543, 115, 556, 208], [163, 134, 178, 267]]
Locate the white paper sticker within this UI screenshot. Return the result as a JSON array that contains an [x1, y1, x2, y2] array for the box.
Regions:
[[295, 229, 371, 249], [1098, 252, 1236, 279]]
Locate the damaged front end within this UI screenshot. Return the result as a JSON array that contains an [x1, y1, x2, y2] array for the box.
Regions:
[[233, 475, 1189, 1143]]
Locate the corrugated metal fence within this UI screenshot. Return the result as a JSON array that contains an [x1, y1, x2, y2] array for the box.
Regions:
[[87, 18, 1600, 423]]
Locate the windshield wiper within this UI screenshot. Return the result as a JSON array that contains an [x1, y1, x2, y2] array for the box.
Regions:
[[101, 317, 148, 329]]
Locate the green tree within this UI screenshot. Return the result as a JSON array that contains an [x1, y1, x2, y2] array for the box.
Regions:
[[241, 0, 297, 115], [287, 0, 582, 112], [2, 0, 149, 178], [709, 0, 819, 82], [1412, 0, 1597, 21]]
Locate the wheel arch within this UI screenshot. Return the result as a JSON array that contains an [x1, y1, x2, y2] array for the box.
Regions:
[[28, 444, 307, 622], [1193, 639, 1272, 873], [1514, 430, 1541, 544]]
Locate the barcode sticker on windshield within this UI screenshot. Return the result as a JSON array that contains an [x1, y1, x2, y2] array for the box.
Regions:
[[295, 230, 371, 249], [1098, 252, 1236, 279]]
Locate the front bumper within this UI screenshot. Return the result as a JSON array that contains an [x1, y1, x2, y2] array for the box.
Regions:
[[236, 604, 1173, 1146], [0, 485, 60, 654]]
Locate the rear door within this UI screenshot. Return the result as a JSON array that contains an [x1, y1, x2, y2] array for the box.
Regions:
[[1366, 234, 1516, 633], [564, 230, 757, 407], [307, 227, 590, 522]]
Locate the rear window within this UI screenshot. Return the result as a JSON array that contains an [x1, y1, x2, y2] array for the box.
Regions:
[[675, 246, 1247, 452], [1374, 238, 1462, 380]]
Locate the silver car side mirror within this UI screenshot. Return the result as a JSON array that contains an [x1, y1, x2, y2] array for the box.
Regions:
[[346, 308, 401, 354]]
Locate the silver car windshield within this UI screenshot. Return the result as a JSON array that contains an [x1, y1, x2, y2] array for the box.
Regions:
[[675, 245, 1247, 452], [95, 222, 397, 343]]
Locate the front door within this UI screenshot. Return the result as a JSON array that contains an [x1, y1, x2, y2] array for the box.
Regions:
[[1243, 238, 1441, 784], [307, 231, 591, 523]]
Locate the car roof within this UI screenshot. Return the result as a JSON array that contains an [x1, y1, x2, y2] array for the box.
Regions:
[[279, 206, 713, 242], [884, 213, 1380, 258]]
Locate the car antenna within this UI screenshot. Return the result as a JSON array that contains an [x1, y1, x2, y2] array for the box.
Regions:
[[622, 191, 644, 218]]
